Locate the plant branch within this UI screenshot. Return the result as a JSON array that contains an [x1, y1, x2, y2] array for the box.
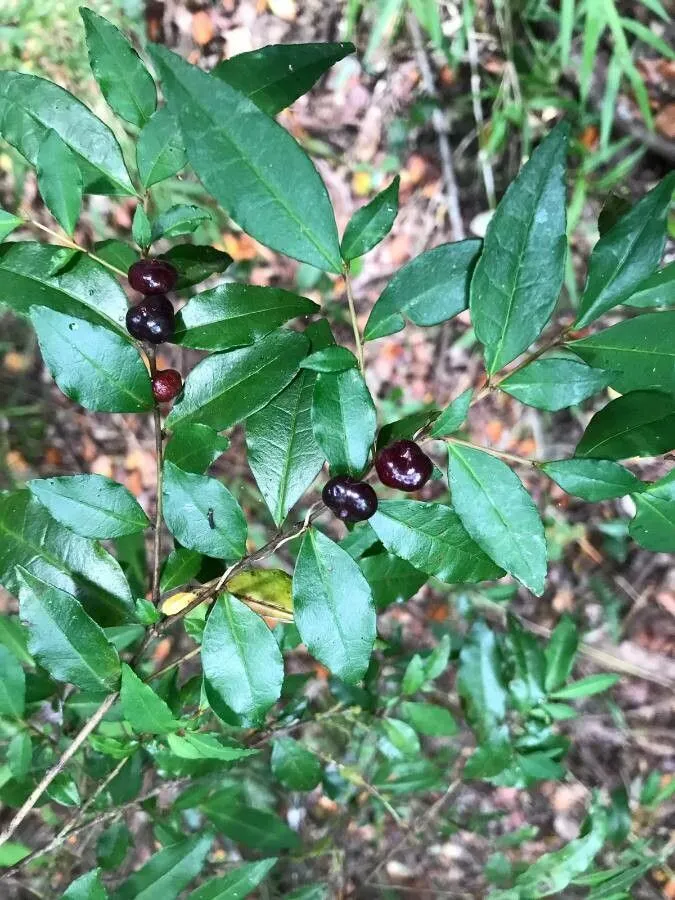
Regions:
[[24, 217, 128, 279], [464, 3, 496, 209], [148, 346, 164, 606], [55, 757, 127, 840], [343, 263, 365, 373]]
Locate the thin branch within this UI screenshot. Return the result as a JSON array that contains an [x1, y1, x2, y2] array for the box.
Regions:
[[148, 346, 164, 606], [55, 757, 127, 840], [343, 263, 365, 373], [464, 2, 496, 209], [24, 217, 128, 278]]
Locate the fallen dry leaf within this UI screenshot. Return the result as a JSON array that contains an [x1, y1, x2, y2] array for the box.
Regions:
[[192, 10, 214, 46]]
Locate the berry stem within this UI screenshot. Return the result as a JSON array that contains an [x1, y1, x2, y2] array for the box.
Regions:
[[148, 346, 165, 606], [23, 216, 128, 278], [343, 262, 365, 374], [445, 435, 538, 466]]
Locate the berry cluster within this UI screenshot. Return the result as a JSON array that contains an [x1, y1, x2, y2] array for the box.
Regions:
[[323, 439, 433, 523], [126, 259, 182, 403]]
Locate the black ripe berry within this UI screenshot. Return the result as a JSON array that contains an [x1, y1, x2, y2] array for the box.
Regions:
[[152, 369, 183, 403], [322, 475, 378, 523], [375, 439, 433, 492], [128, 258, 178, 295], [126, 295, 175, 344]]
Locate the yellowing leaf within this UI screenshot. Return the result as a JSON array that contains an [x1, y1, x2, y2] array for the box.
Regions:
[[161, 591, 196, 616], [228, 568, 294, 621]]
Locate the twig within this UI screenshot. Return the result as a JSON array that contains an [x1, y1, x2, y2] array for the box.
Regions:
[[23, 217, 128, 278], [148, 346, 164, 606], [55, 757, 127, 840], [463, 1, 496, 209], [147, 645, 201, 682], [343, 263, 365, 373], [407, 13, 465, 241]]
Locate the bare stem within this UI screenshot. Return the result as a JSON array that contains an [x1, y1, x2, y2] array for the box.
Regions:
[[446, 435, 538, 466], [148, 347, 164, 606], [343, 263, 365, 373], [55, 757, 127, 840], [24, 218, 128, 279]]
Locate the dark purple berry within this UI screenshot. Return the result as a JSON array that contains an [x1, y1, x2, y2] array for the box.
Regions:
[[126, 295, 175, 344], [322, 475, 378, 523], [375, 439, 433, 492], [152, 369, 183, 403], [128, 258, 178, 295]]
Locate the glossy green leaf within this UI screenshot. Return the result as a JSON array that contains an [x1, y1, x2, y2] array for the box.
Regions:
[[174, 284, 317, 351], [550, 673, 619, 700], [376, 409, 437, 449], [17, 568, 120, 692], [626, 261, 675, 309], [576, 390, 675, 459], [63, 868, 109, 900], [94, 240, 139, 273], [629, 470, 675, 551], [540, 458, 643, 501], [167, 732, 256, 762], [0, 616, 33, 667], [312, 368, 377, 475], [7, 733, 31, 780], [449, 445, 547, 594], [81, 7, 156, 127], [568, 311, 675, 395], [28, 475, 149, 539], [188, 859, 277, 900], [471, 122, 569, 374], [508, 614, 546, 711], [137, 106, 187, 188], [0, 242, 129, 334], [358, 551, 427, 609], [113, 834, 213, 900], [300, 346, 358, 373], [271, 737, 322, 790], [575, 173, 675, 327], [380, 717, 420, 757], [162, 462, 246, 560], [293, 529, 376, 682], [341, 176, 399, 261], [399, 701, 458, 736], [151, 204, 211, 240], [0, 645, 25, 718], [160, 548, 202, 593], [457, 621, 507, 740], [166, 329, 308, 431], [0, 491, 134, 626], [31, 307, 154, 413], [370, 500, 503, 584], [212, 42, 355, 115], [97, 822, 131, 871], [132, 205, 151, 250], [36, 130, 82, 237], [0, 71, 135, 195], [47, 773, 80, 807], [164, 425, 229, 475], [500, 356, 610, 411], [120, 664, 178, 734], [430, 388, 472, 437], [203, 801, 299, 852], [364, 240, 481, 341], [202, 594, 284, 726], [0, 207, 23, 241], [149, 45, 341, 272], [159, 244, 232, 290], [544, 616, 579, 693]]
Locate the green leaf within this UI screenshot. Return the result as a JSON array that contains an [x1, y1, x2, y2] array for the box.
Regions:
[[0, 842, 31, 867], [152, 204, 211, 240], [31, 307, 154, 413], [470, 122, 569, 374], [540, 458, 643, 501], [132, 205, 152, 250], [300, 346, 359, 373], [430, 388, 472, 437], [0, 242, 130, 334], [358, 551, 426, 609], [167, 733, 256, 762], [312, 368, 377, 475], [228, 569, 293, 621], [113, 834, 213, 900], [164, 425, 229, 475], [162, 462, 247, 560], [97, 822, 131, 871], [159, 244, 232, 290], [364, 240, 481, 341], [376, 409, 437, 449], [0, 616, 33, 667], [202, 594, 284, 727], [63, 868, 109, 900], [575, 173, 675, 327], [448, 446, 547, 594], [500, 356, 610, 411], [293, 529, 376, 682], [0, 71, 135, 195], [271, 737, 323, 790], [508, 615, 546, 711], [120, 664, 177, 734], [212, 42, 355, 115], [188, 859, 277, 900], [629, 470, 675, 551], [0, 645, 25, 718], [341, 176, 399, 261], [28, 475, 149, 539], [370, 500, 503, 584], [0, 490, 134, 626], [174, 284, 317, 351], [399, 701, 458, 736], [81, 7, 156, 128], [165, 329, 309, 431], [17, 568, 121, 692], [626, 261, 675, 309], [463, 725, 513, 780], [568, 311, 675, 395], [380, 717, 420, 757], [457, 621, 507, 741], [149, 45, 341, 273], [36, 130, 82, 237], [8, 733, 32, 780], [203, 800, 299, 852], [550, 673, 619, 699], [136, 107, 187, 188], [575, 390, 675, 459], [94, 240, 139, 273], [160, 549, 202, 593], [0, 207, 23, 241]]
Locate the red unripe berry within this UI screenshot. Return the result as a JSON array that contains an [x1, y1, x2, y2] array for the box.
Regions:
[[152, 369, 183, 403], [375, 439, 433, 492], [128, 258, 178, 295]]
